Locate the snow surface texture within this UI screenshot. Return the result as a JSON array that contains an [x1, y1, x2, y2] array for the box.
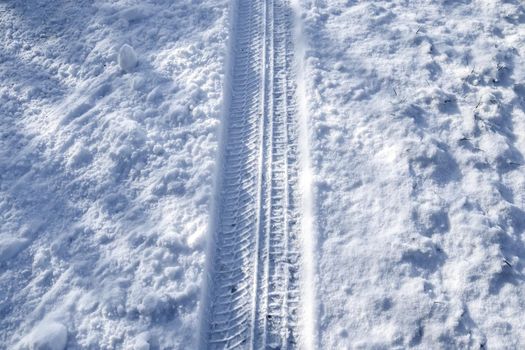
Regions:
[[0, 0, 228, 348], [201, 0, 308, 347], [2, 0, 525, 348], [300, 0, 525, 348]]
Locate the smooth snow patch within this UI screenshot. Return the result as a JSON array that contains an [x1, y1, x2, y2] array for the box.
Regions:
[[19, 321, 68, 350], [0, 237, 30, 263], [290, 0, 318, 348]]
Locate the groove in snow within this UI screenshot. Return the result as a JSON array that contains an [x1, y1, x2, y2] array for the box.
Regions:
[[202, 0, 304, 348]]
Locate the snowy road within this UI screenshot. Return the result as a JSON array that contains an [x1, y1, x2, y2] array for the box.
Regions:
[[204, 0, 302, 348]]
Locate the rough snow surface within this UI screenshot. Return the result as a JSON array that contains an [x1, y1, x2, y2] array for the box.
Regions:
[[0, 0, 228, 348], [2, 0, 525, 348], [300, 0, 525, 348]]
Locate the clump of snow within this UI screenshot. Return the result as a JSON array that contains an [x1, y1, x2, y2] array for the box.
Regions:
[[118, 44, 138, 72], [19, 321, 68, 350], [132, 332, 150, 350], [67, 144, 92, 169]]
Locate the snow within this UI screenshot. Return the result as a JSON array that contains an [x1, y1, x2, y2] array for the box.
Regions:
[[0, 237, 30, 263], [19, 321, 68, 350], [1, 0, 228, 348], [299, 0, 525, 348], [1, 0, 525, 348], [290, 0, 318, 347], [118, 44, 138, 73]]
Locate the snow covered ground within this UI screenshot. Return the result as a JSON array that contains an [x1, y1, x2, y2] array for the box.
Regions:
[[0, 0, 228, 348], [301, 0, 525, 348], [2, 0, 525, 349]]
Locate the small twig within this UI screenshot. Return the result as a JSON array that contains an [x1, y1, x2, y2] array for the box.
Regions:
[[474, 97, 482, 110]]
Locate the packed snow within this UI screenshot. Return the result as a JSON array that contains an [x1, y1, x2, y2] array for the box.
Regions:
[[300, 0, 525, 348], [1, 0, 525, 348]]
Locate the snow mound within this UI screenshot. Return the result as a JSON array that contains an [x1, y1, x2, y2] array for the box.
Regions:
[[118, 44, 138, 72], [19, 321, 68, 350]]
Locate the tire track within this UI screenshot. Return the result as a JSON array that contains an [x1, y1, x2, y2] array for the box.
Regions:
[[205, 0, 302, 348]]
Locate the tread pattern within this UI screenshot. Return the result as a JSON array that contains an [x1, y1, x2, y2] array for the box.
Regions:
[[205, 0, 301, 348]]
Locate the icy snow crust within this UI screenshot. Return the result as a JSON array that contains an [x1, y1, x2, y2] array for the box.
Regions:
[[0, 0, 228, 348], [300, 0, 525, 348]]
